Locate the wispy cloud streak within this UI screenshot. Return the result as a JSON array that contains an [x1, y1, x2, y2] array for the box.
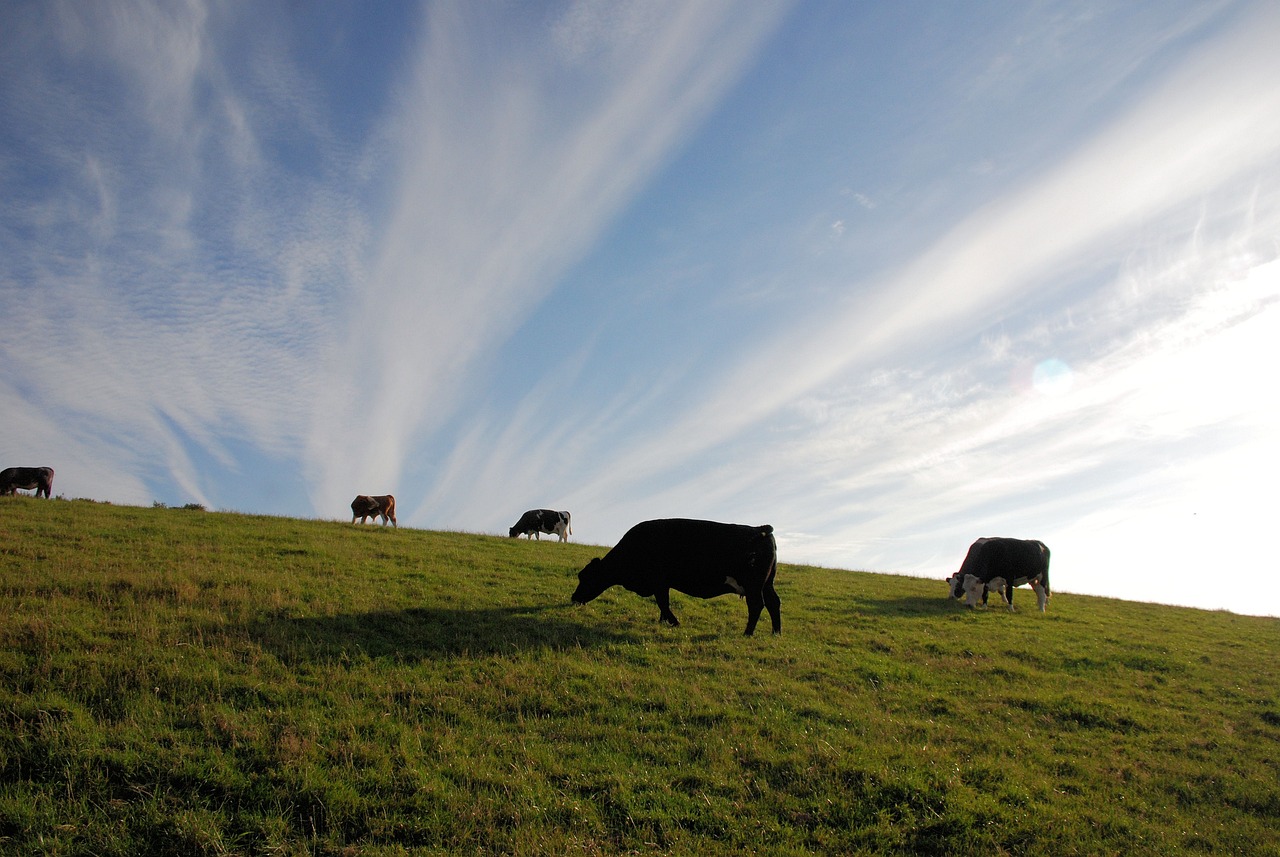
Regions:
[[569, 3, 1280, 504], [305, 1, 790, 510]]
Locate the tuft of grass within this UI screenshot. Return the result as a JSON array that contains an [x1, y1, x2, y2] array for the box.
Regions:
[[1, 495, 1278, 855]]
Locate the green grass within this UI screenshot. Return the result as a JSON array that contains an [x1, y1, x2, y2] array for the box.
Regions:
[[2, 496, 1278, 855]]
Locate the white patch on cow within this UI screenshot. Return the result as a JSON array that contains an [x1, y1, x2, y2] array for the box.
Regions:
[[986, 577, 1010, 609], [724, 576, 746, 595], [962, 574, 986, 608]]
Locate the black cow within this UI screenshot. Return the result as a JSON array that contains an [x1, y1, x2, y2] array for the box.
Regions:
[[571, 518, 780, 635], [351, 494, 396, 527], [0, 466, 54, 498], [509, 509, 572, 541], [947, 537, 1050, 612]]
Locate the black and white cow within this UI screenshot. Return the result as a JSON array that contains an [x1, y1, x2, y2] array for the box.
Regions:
[[571, 518, 780, 635], [351, 494, 396, 527], [0, 466, 54, 498], [947, 537, 1050, 612], [509, 509, 572, 541]]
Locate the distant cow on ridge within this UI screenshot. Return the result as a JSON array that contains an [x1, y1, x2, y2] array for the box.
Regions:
[[509, 509, 572, 541], [351, 494, 396, 527], [0, 466, 54, 498], [947, 537, 1050, 612], [571, 518, 781, 635]]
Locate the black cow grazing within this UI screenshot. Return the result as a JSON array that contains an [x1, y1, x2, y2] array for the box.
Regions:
[[351, 494, 396, 527], [509, 509, 572, 541], [571, 518, 781, 635], [0, 466, 54, 498], [947, 537, 1050, 612]]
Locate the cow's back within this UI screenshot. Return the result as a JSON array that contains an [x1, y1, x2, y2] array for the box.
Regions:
[[613, 518, 773, 573]]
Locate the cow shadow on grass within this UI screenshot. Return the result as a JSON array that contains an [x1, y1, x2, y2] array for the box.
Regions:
[[245, 603, 639, 664], [846, 594, 960, 618]]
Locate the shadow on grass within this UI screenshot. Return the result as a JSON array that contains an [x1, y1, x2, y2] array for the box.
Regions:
[[847, 594, 961, 617], [245, 603, 640, 663]]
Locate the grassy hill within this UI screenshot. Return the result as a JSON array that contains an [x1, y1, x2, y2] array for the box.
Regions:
[[2, 497, 1278, 856]]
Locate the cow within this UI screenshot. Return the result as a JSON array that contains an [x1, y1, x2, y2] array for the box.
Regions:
[[947, 537, 1050, 612], [351, 494, 396, 527], [509, 509, 572, 542], [571, 518, 781, 635], [0, 466, 54, 498]]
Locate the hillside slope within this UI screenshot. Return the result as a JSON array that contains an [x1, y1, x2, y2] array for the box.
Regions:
[[2, 498, 1278, 855]]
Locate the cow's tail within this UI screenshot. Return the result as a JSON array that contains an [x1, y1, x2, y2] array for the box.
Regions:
[[1039, 542, 1051, 597], [757, 525, 777, 582]]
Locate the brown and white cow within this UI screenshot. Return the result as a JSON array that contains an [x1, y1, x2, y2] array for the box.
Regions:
[[351, 494, 396, 527], [0, 466, 54, 498]]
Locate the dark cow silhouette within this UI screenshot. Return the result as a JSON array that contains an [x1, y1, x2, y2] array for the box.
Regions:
[[572, 518, 780, 635], [509, 509, 572, 541], [0, 466, 54, 498], [351, 494, 396, 527], [947, 537, 1050, 612]]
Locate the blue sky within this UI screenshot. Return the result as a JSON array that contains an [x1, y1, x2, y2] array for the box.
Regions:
[[3, 1, 1278, 616]]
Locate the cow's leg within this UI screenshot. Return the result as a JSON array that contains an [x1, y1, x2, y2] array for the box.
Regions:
[[744, 590, 765, 636], [1004, 580, 1016, 611], [763, 578, 782, 635], [1031, 579, 1048, 612], [654, 589, 680, 626]]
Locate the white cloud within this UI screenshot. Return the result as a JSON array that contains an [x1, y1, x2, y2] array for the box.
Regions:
[[1, 3, 359, 504]]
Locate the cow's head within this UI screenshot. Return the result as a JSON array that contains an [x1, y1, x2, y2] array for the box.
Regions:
[[946, 573, 966, 600], [571, 558, 611, 605], [508, 526, 521, 538]]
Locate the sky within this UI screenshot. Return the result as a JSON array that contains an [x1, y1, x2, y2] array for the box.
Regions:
[[3, 1, 1278, 617]]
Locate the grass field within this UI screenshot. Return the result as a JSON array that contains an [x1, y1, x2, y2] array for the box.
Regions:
[[2, 497, 1279, 855]]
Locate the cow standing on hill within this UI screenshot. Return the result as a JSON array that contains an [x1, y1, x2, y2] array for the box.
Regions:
[[947, 537, 1050, 612], [571, 518, 781, 635], [509, 509, 572, 541], [0, 466, 54, 498], [351, 494, 396, 527]]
